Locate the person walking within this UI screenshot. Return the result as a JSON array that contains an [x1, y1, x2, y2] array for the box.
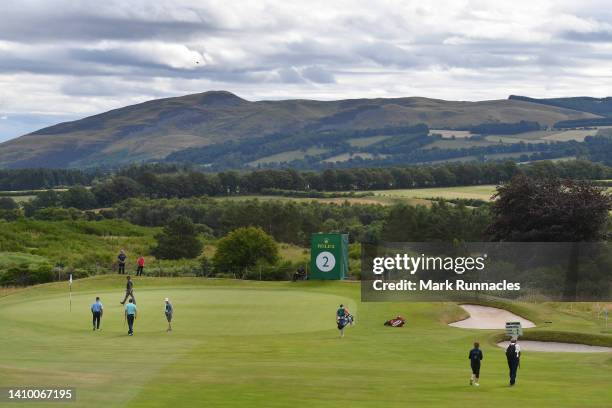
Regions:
[[468, 342, 483, 386], [120, 275, 136, 305], [117, 250, 127, 274], [506, 338, 521, 386], [136, 255, 145, 276], [336, 304, 348, 338], [164, 298, 173, 332], [90, 296, 103, 331], [124, 298, 137, 336]]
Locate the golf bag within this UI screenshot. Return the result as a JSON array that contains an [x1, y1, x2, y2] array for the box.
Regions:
[[338, 313, 355, 329], [384, 315, 406, 327]]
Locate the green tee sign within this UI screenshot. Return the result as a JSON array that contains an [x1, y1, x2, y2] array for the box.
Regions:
[[310, 233, 349, 280]]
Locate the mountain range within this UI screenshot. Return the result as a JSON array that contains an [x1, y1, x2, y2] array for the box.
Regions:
[[0, 91, 608, 169]]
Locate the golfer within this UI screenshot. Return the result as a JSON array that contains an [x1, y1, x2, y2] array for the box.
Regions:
[[506, 338, 521, 386], [136, 255, 145, 276], [468, 342, 483, 386], [117, 250, 127, 274], [336, 304, 348, 338], [164, 298, 173, 332], [120, 275, 136, 305], [90, 296, 103, 331], [125, 298, 137, 336]]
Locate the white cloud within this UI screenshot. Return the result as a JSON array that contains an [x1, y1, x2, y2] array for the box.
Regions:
[[0, 0, 612, 139]]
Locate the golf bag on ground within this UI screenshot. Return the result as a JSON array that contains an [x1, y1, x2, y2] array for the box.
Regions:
[[384, 315, 406, 327]]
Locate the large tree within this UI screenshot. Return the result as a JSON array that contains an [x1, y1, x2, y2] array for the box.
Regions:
[[152, 216, 203, 260], [487, 174, 611, 300], [487, 174, 611, 242], [213, 227, 279, 274]]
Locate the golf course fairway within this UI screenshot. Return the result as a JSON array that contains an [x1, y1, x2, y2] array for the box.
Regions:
[[1, 276, 610, 408]]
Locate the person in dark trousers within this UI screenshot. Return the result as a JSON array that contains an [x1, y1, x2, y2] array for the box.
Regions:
[[336, 304, 348, 338], [117, 250, 127, 274], [506, 338, 521, 386], [164, 297, 173, 332], [120, 275, 136, 305], [468, 342, 483, 386], [91, 296, 103, 331], [136, 255, 145, 276], [124, 298, 137, 336]]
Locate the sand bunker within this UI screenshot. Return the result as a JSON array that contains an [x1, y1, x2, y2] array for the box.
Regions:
[[497, 341, 612, 353], [449, 304, 536, 330]]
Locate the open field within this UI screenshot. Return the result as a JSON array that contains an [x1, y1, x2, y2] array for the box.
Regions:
[[0, 276, 610, 407], [371, 185, 498, 202], [322, 152, 386, 163], [247, 147, 329, 166], [212, 185, 499, 207], [347, 135, 391, 147], [429, 130, 472, 139]]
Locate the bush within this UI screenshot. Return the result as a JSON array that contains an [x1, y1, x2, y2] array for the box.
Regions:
[[152, 216, 203, 260], [213, 227, 279, 275], [0, 197, 18, 210], [0, 263, 54, 286], [33, 207, 84, 221], [0, 209, 22, 221]]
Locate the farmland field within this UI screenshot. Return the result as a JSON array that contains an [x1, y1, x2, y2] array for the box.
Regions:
[[347, 135, 391, 147], [248, 147, 329, 166], [370, 185, 498, 202]]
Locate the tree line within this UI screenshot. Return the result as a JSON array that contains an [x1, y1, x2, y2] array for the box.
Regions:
[[8, 160, 609, 213]]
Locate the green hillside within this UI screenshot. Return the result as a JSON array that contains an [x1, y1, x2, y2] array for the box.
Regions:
[[0, 92, 597, 169]]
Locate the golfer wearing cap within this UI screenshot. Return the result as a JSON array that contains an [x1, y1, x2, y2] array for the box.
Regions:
[[506, 338, 521, 386], [164, 298, 173, 332]]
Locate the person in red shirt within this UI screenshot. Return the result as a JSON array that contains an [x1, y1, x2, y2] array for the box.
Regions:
[[136, 255, 145, 276]]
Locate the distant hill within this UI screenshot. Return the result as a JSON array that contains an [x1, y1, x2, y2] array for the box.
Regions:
[[0, 91, 600, 169], [509, 95, 612, 117]]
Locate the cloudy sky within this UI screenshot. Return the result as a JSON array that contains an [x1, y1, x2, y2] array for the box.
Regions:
[[1, 0, 612, 141]]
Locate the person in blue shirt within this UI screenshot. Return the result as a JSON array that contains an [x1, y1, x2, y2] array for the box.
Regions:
[[164, 298, 173, 332], [124, 299, 137, 336], [91, 297, 103, 331], [469, 342, 483, 386]]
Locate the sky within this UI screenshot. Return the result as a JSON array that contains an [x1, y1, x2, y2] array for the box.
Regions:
[[1, 0, 612, 141]]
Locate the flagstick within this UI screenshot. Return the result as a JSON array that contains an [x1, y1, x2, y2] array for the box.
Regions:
[[69, 274, 72, 312]]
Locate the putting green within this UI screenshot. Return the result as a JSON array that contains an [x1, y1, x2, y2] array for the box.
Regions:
[[1, 276, 611, 408], [1, 288, 353, 336]]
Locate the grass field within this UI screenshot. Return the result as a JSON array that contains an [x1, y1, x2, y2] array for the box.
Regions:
[[371, 185, 498, 202], [322, 152, 386, 163], [0, 276, 610, 407], [247, 147, 329, 166], [346, 135, 391, 147], [214, 185, 498, 207]]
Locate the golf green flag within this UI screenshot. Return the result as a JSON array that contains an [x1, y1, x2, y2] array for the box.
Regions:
[[310, 233, 349, 280], [69, 274, 72, 312]]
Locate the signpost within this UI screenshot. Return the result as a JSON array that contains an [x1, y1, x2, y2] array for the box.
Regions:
[[505, 321, 523, 338], [310, 233, 349, 280]]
